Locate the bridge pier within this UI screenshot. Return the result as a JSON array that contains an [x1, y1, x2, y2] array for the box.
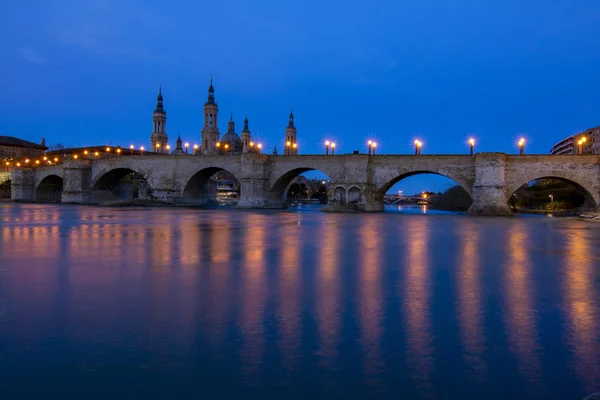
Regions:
[[237, 154, 271, 208], [61, 161, 92, 204], [363, 184, 385, 212], [10, 168, 35, 202], [468, 153, 513, 216]]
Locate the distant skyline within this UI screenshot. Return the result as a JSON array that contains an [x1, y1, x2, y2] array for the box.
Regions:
[[2, 0, 599, 193]]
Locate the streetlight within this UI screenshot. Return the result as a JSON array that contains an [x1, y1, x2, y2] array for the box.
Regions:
[[518, 138, 525, 155], [166, 145, 171, 153], [140, 146, 145, 155], [105, 147, 111, 152], [549, 194, 554, 203], [414, 140, 423, 155], [367, 140, 373, 155], [185, 142, 189, 154], [130, 145, 134, 155], [257, 143, 262, 153], [193, 144, 199, 155], [331, 142, 336, 155], [578, 136, 587, 154], [325, 140, 330, 155], [156, 143, 161, 153], [468, 138, 475, 156], [371, 142, 377, 155]]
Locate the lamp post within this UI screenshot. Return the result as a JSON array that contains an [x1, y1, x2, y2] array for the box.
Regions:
[[414, 140, 422, 155], [577, 139, 583, 154], [331, 142, 336, 155], [518, 138, 525, 155], [156, 143, 161, 153], [193, 144, 199, 155], [185, 142, 189, 154], [549, 194, 554, 203], [371, 142, 377, 155], [257, 143, 262, 153], [468, 138, 475, 156], [325, 140, 330, 155], [367, 140, 373, 156], [130, 145, 134, 155], [140, 146, 145, 155]]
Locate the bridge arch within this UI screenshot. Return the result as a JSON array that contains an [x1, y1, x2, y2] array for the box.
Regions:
[[0, 179, 11, 200], [267, 167, 338, 207], [508, 174, 599, 209], [92, 167, 152, 203], [183, 167, 240, 205], [377, 171, 474, 197], [35, 175, 63, 203]]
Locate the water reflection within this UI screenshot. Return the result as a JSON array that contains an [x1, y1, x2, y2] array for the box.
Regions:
[[241, 213, 267, 382], [505, 223, 541, 384], [317, 217, 340, 365], [457, 225, 486, 377], [278, 214, 301, 373], [0, 204, 599, 399], [403, 217, 433, 391], [358, 216, 383, 379], [564, 229, 600, 392]]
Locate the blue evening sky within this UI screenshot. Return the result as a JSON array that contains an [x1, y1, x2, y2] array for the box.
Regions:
[[1, 0, 599, 194]]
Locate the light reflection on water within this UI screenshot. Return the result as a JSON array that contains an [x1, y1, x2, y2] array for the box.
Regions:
[[0, 204, 600, 399]]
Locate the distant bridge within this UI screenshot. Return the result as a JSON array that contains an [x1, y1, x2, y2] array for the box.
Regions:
[[383, 195, 431, 205], [6, 153, 600, 215]]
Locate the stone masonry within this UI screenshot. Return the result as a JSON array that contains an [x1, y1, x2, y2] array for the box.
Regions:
[[9, 153, 600, 215]]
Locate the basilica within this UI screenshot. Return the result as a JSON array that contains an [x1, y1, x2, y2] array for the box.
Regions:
[[149, 79, 298, 156]]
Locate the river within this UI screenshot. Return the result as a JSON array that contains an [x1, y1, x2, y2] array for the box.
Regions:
[[0, 203, 599, 399]]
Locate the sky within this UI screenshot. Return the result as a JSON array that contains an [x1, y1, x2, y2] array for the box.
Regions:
[[1, 0, 600, 194]]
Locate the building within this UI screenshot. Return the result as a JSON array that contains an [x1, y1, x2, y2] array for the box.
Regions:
[[0, 136, 47, 162], [550, 126, 600, 155], [150, 86, 168, 153]]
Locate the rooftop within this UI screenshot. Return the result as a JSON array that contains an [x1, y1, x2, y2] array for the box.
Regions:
[[0, 136, 47, 150]]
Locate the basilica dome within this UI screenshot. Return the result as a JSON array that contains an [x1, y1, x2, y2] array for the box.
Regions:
[[220, 113, 243, 154]]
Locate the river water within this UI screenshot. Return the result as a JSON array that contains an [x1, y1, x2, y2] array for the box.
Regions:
[[0, 204, 599, 399]]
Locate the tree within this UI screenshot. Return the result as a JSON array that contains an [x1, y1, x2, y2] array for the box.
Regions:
[[48, 143, 65, 151], [287, 183, 308, 200]]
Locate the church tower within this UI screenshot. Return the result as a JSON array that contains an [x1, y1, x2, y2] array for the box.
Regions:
[[150, 86, 168, 152], [241, 113, 251, 153], [284, 109, 297, 155], [200, 78, 220, 155]]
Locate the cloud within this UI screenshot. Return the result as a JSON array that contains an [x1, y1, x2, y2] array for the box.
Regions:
[[18, 48, 43, 64]]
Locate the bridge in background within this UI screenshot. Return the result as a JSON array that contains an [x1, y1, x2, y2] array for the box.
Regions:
[[5, 153, 600, 215]]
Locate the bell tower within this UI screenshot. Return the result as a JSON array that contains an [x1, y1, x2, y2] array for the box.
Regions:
[[200, 77, 220, 155], [284, 109, 297, 155], [241, 113, 251, 153], [150, 85, 168, 152]]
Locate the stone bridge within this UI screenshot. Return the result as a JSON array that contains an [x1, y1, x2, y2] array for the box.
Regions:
[[7, 153, 600, 215]]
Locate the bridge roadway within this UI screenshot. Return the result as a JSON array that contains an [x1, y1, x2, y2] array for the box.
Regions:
[[5, 152, 600, 215]]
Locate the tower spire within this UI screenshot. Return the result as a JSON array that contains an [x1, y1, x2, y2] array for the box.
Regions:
[[288, 108, 295, 128], [151, 85, 168, 151], [206, 76, 216, 105], [155, 85, 165, 113]]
